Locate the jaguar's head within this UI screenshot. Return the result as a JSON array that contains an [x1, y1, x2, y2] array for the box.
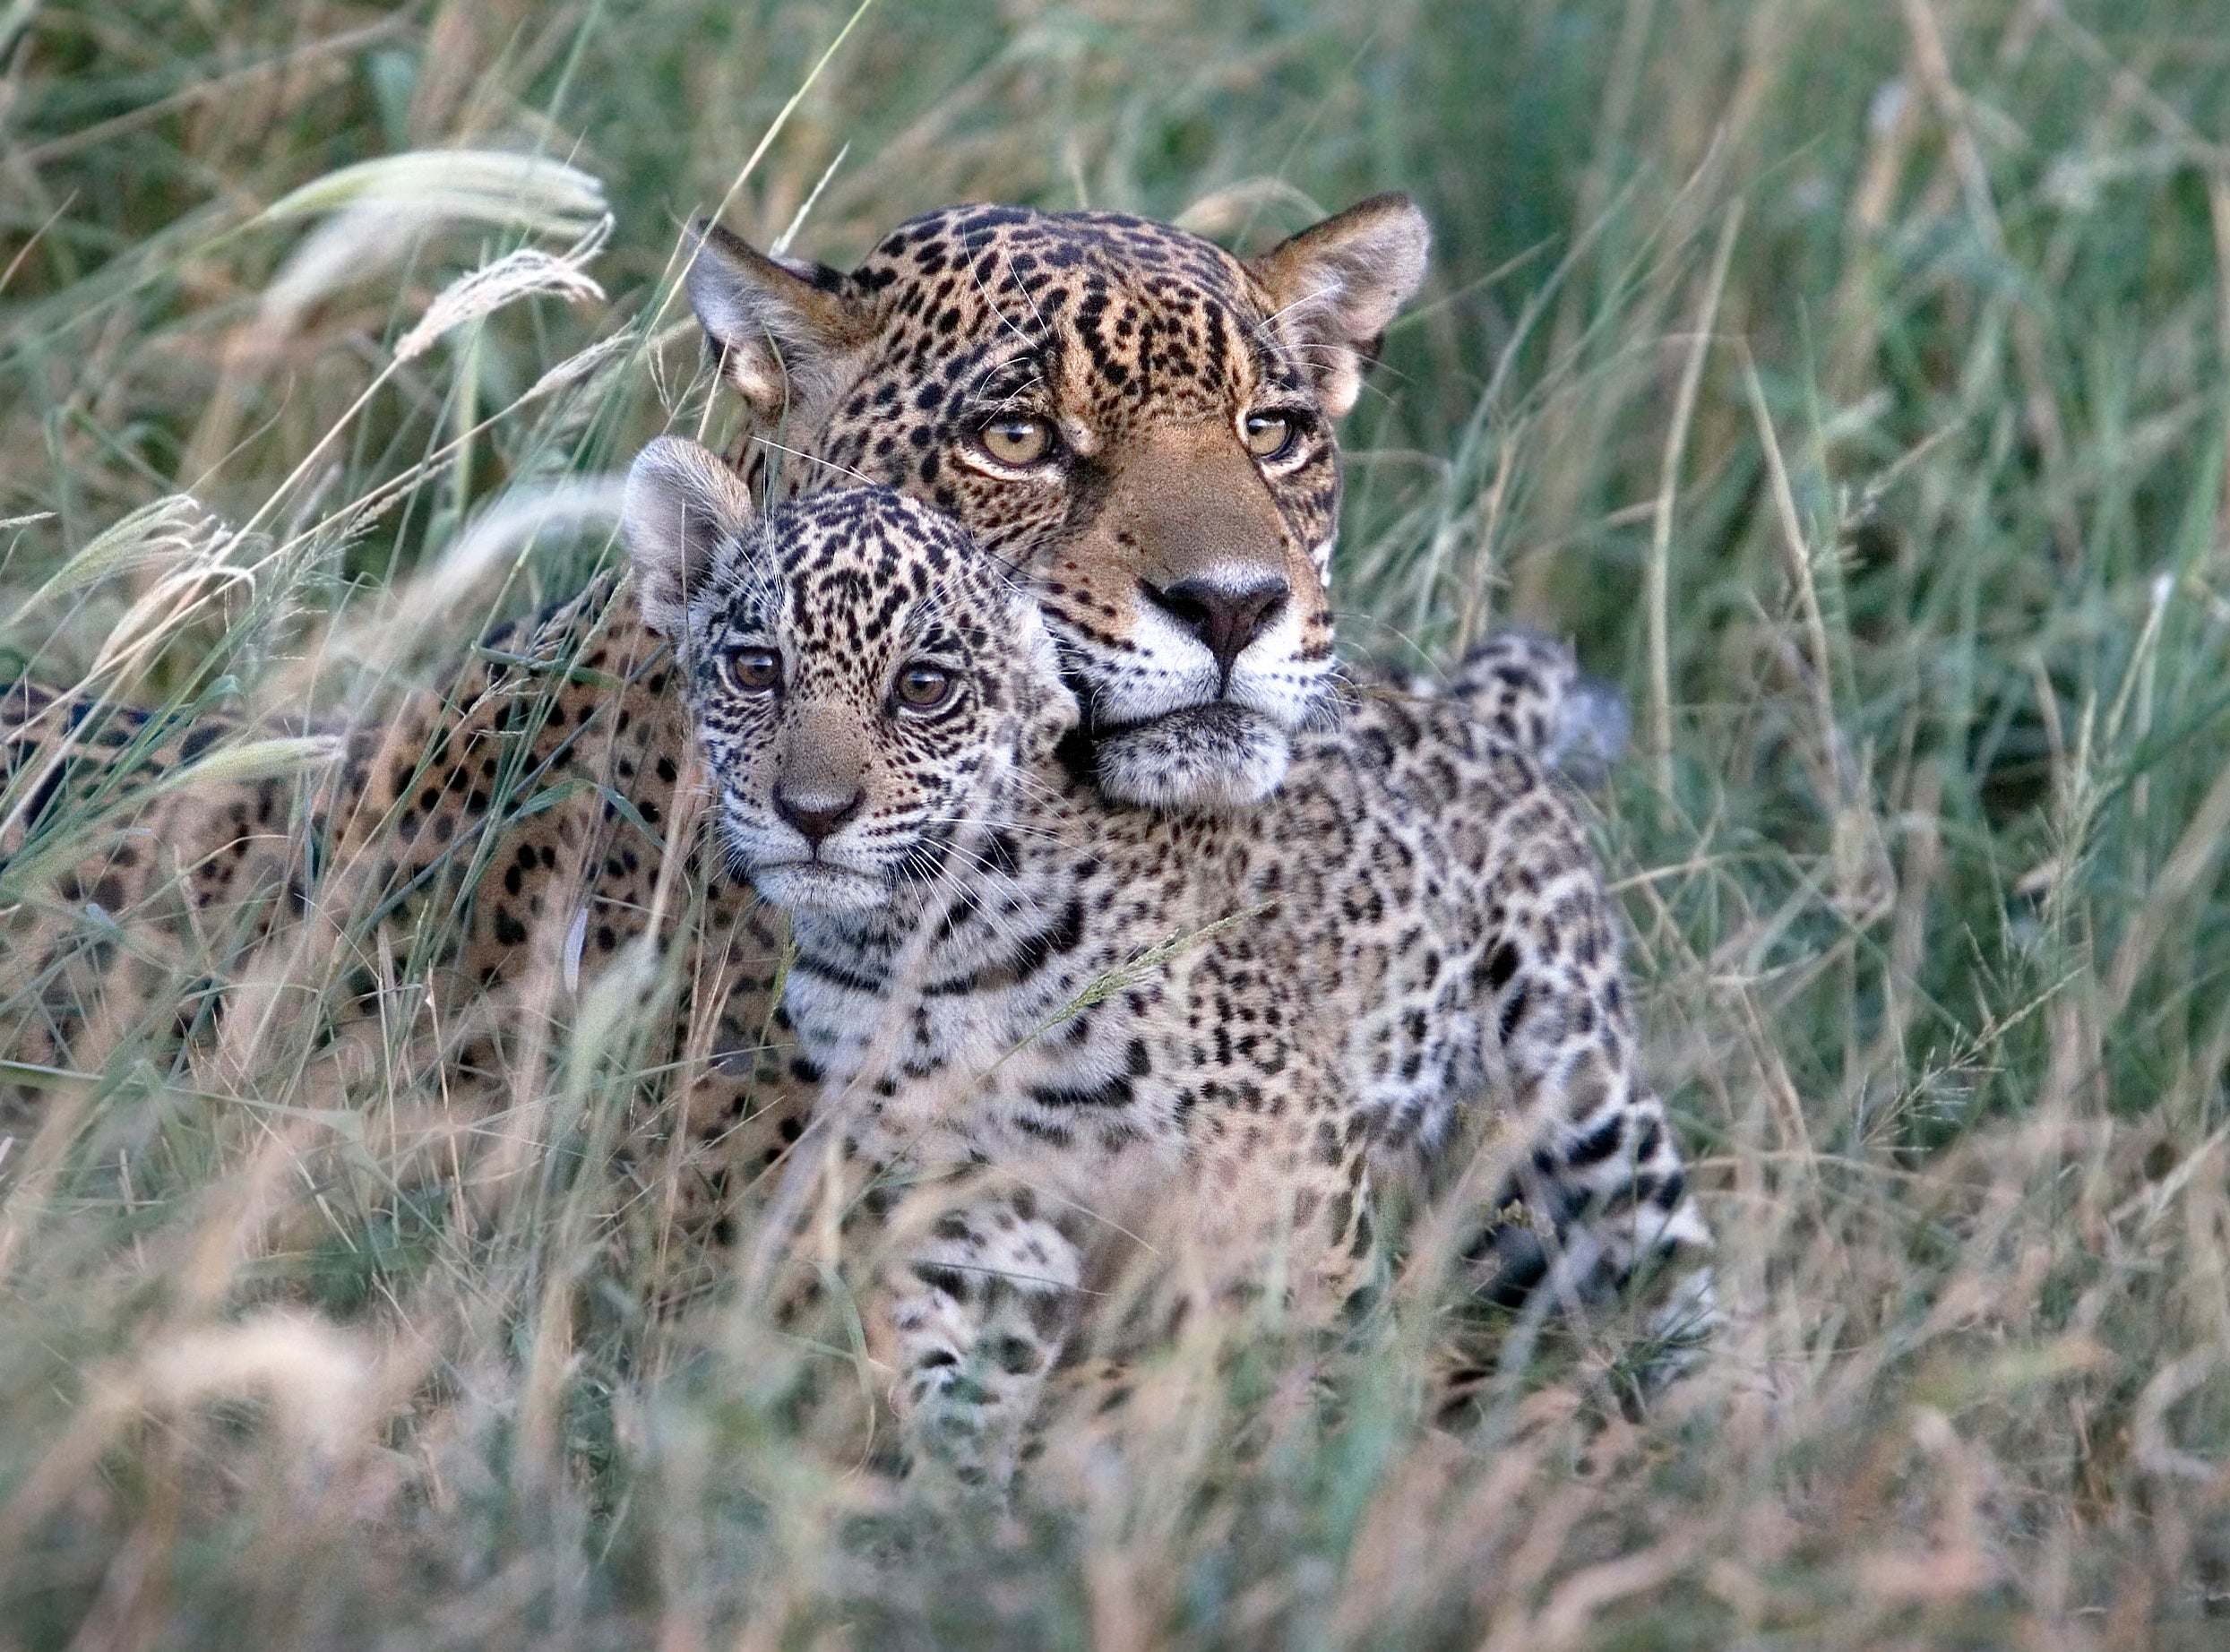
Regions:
[[684, 195, 1430, 812], [624, 436, 1072, 916]]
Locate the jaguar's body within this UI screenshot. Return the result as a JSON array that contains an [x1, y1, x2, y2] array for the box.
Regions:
[[625, 441, 1715, 1495], [4, 196, 1713, 1484], [4, 194, 1430, 1207]]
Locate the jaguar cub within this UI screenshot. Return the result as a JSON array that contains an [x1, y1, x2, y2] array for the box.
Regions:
[[625, 436, 1716, 1496]]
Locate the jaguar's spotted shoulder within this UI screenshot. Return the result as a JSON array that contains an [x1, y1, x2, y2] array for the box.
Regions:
[[3, 677, 346, 1120], [1345, 630, 1631, 785]]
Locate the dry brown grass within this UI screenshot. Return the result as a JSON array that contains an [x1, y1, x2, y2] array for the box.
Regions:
[[4, 2, 2229, 1645]]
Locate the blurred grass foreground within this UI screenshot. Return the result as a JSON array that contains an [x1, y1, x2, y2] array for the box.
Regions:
[[4, 1, 2230, 1646]]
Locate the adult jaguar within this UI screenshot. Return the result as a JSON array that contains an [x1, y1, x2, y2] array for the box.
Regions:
[[6, 194, 1434, 1232]]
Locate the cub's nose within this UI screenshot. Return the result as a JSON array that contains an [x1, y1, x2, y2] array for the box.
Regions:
[[773, 787, 864, 845], [1142, 575, 1290, 683]]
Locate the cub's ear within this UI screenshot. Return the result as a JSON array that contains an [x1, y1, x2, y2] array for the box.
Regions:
[[686, 219, 878, 427], [1246, 194, 1430, 418], [623, 436, 757, 636]]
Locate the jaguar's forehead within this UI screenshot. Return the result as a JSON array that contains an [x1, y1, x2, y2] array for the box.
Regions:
[[706, 487, 1014, 647], [860, 205, 1254, 297], [846, 204, 1305, 411]]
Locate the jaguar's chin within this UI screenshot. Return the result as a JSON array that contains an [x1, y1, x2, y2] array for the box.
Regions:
[[750, 861, 891, 914], [1090, 702, 1292, 813]]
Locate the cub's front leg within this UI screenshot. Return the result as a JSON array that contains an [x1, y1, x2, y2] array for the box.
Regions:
[[867, 1176, 1084, 1503]]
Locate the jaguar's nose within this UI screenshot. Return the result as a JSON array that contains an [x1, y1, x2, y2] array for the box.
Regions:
[[773, 786, 864, 845], [1142, 576, 1289, 684]]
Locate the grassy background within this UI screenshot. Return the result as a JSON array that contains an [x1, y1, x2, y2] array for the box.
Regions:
[[5, 0, 2230, 1645]]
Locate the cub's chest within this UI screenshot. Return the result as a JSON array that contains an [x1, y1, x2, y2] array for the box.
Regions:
[[785, 830, 1288, 1172]]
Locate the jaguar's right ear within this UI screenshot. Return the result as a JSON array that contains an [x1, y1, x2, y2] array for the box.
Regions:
[[685, 219, 878, 428], [623, 436, 757, 637], [1245, 194, 1430, 418]]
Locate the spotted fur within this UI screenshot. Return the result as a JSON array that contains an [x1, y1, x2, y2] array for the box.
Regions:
[[2, 197, 1657, 1390], [628, 443, 1716, 1498], [4, 196, 1429, 1235]]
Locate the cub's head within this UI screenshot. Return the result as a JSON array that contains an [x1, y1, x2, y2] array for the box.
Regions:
[[624, 436, 1072, 916], [684, 196, 1429, 812]]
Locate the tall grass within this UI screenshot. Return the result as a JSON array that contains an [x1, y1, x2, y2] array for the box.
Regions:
[[4, 1, 2230, 1645]]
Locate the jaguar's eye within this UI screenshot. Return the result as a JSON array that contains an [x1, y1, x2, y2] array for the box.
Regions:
[[722, 647, 781, 693], [973, 415, 1057, 468], [894, 662, 955, 711], [1243, 411, 1297, 460]]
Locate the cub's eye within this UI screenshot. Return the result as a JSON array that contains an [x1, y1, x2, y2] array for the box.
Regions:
[[894, 663, 956, 711], [722, 647, 781, 693], [1243, 411, 1297, 460], [973, 414, 1057, 468]]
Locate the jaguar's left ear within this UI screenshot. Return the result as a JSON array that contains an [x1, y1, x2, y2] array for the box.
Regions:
[[687, 219, 878, 432], [1246, 194, 1430, 418], [623, 436, 757, 637]]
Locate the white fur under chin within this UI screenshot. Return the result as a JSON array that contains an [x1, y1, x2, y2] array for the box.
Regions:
[[751, 862, 891, 913], [1091, 705, 1292, 813]]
